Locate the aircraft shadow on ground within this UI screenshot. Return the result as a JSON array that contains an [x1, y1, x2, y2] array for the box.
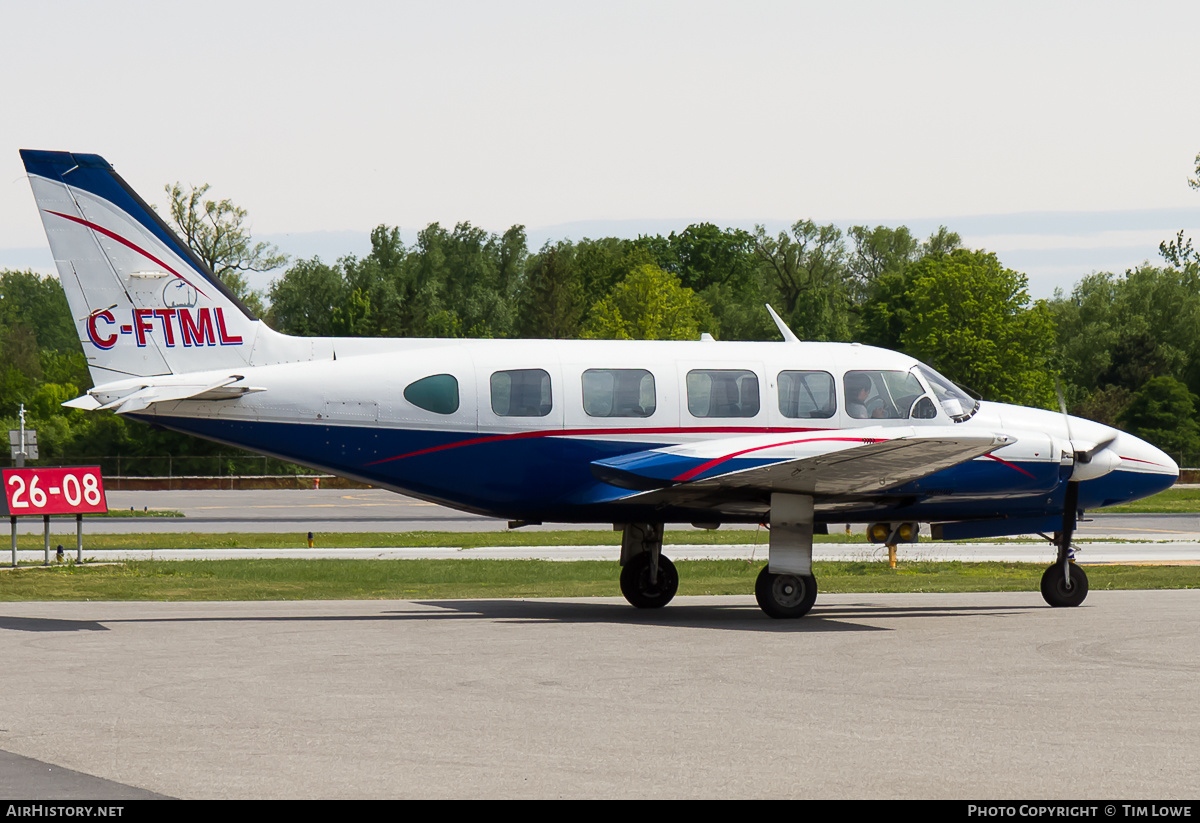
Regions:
[[0, 600, 1036, 634]]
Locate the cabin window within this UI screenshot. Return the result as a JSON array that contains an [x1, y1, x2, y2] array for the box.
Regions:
[[403, 374, 459, 415], [844, 370, 927, 420], [687, 369, 760, 418], [582, 369, 656, 418], [491, 369, 552, 417], [778, 371, 836, 419]]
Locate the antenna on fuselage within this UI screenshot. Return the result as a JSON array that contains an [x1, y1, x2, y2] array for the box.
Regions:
[[765, 304, 800, 343]]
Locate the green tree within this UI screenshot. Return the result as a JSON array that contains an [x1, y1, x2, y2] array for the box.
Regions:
[[854, 227, 963, 351], [899, 249, 1056, 408], [1159, 151, 1200, 267], [1051, 266, 1200, 409], [0, 270, 81, 417], [574, 237, 636, 311], [846, 225, 921, 300], [1118, 376, 1200, 457], [519, 241, 585, 338], [267, 259, 352, 337], [752, 220, 852, 341], [632, 224, 767, 340], [581, 264, 709, 341], [164, 182, 288, 317]]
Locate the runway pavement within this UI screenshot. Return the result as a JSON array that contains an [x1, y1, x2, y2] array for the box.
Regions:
[[1, 591, 1198, 799], [5, 490, 1200, 799]]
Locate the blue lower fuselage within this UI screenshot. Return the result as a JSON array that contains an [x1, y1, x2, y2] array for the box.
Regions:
[[140, 414, 1175, 527]]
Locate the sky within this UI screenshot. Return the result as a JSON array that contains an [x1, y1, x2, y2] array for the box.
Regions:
[[2, 0, 1199, 300]]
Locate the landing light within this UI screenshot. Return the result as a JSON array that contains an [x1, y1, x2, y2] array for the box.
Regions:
[[867, 522, 919, 544]]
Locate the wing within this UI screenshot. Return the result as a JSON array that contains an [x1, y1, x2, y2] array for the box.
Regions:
[[590, 428, 1013, 512]]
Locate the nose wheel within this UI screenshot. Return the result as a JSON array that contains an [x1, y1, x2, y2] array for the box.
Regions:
[[755, 566, 818, 618], [1041, 561, 1089, 607]]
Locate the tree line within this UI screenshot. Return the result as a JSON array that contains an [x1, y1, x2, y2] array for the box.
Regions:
[[4, 154, 1200, 473]]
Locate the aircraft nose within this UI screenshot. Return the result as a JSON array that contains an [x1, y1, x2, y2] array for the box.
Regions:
[[1109, 430, 1179, 497], [1115, 431, 1178, 476]]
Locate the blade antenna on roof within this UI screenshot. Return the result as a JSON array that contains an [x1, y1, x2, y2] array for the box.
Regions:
[[765, 304, 800, 343]]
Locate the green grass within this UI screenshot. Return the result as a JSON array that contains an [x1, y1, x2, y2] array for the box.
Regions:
[[90, 509, 184, 518], [1101, 487, 1200, 513], [1, 558, 1197, 601], [5, 528, 781, 551], [1, 527, 1149, 553]]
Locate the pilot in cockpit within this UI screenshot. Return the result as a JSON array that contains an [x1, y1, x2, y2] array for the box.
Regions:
[[846, 372, 888, 419]]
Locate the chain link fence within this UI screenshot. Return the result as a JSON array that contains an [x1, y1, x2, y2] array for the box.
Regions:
[[0, 454, 317, 478]]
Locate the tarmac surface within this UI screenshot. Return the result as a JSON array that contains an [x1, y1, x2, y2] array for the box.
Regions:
[[1, 591, 1198, 799], [3, 489, 1200, 799]]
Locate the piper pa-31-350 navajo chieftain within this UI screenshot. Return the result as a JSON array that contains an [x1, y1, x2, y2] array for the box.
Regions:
[[21, 149, 1179, 617]]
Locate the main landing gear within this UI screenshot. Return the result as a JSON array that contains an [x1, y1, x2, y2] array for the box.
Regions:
[[620, 551, 679, 608], [618, 524, 678, 609], [755, 567, 818, 619], [618, 493, 820, 619]]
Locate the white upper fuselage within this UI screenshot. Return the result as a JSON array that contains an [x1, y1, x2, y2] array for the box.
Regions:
[[90, 333, 1177, 522]]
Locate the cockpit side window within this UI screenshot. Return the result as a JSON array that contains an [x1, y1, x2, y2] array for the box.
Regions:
[[778, 371, 836, 419], [844, 370, 928, 420]]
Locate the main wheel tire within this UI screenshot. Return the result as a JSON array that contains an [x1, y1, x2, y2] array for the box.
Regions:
[[620, 553, 679, 609], [1040, 562, 1089, 607], [755, 566, 818, 619]]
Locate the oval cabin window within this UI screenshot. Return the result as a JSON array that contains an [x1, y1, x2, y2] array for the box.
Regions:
[[404, 374, 460, 415]]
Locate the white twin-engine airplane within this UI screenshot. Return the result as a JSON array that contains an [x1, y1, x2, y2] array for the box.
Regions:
[[21, 149, 1178, 617]]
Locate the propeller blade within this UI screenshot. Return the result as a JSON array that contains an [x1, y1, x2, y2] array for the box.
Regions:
[[1078, 435, 1117, 464]]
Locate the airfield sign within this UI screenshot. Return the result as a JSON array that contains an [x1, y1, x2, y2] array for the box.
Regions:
[[2, 466, 108, 516]]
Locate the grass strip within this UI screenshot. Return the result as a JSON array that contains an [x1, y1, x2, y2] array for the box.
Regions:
[[5, 529, 773, 551], [1, 559, 1197, 601], [1100, 487, 1200, 513], [0, 528, 1157, 552]]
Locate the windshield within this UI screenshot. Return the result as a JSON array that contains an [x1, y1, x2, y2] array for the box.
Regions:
[[913, 365, 978, 422]]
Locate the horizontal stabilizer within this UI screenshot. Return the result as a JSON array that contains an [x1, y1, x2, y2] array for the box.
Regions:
[[67, 376, 264, 415]]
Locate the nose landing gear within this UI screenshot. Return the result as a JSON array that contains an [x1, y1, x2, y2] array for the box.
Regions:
[[1041, 559, 1088, 607], [1041, 528, 1088, 607]]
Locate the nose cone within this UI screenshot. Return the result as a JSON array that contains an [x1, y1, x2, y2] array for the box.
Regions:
[[1114, 431, 1179, 491], [1079, 428, 1178, 509]]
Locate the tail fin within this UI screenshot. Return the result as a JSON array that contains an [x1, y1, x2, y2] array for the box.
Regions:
[[21, 150, 316, 383]]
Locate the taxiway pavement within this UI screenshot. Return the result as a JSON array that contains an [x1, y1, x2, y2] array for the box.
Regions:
[[2, 591, 1198, 799]]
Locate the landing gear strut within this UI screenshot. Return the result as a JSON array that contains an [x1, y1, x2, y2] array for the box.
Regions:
[[757, 492, 819, 619]]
